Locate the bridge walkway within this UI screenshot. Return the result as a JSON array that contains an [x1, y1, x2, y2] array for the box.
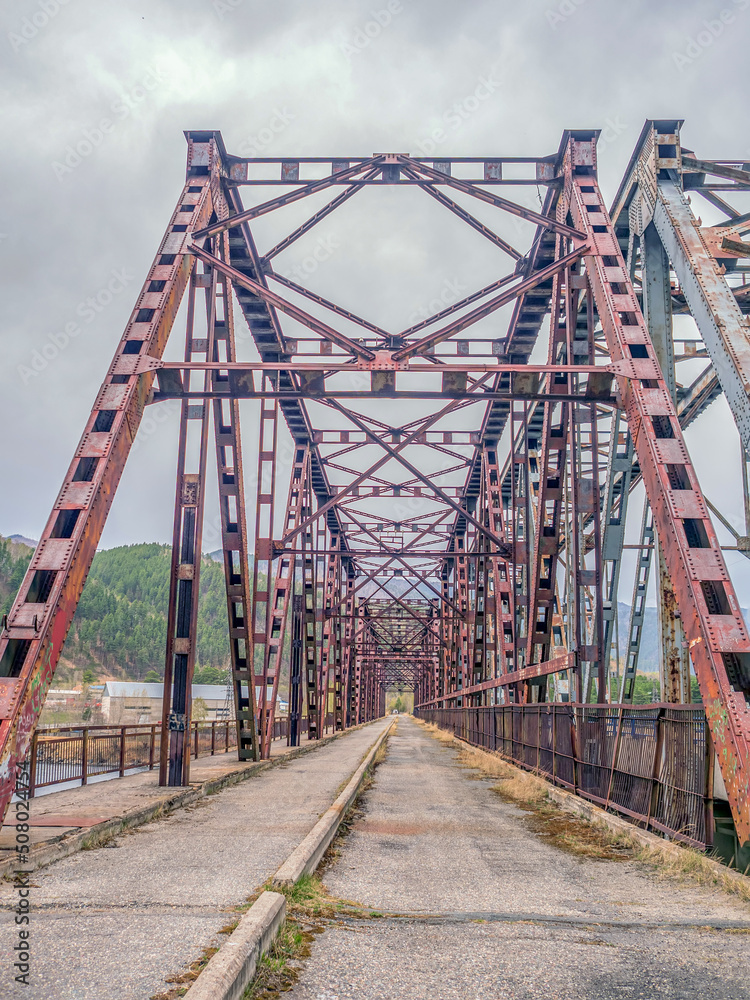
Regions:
[[0, 718, 390, 1000], [0, 725, 318, 868]]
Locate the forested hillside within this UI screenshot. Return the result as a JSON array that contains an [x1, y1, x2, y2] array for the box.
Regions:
[[0, 538, 232, 683], [66, 543, 232, 680], [0, 536, 33, 619]]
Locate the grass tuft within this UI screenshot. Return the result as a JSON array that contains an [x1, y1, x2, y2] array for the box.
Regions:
[[242, 918, 310, 999], [275, 872, 337, 920], [633, 842, 750, 904]]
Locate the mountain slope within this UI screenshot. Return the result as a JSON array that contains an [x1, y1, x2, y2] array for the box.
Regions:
[[0, 536, 33, 619], [65, 543, 231, 680], [0, 538, 231, 683]]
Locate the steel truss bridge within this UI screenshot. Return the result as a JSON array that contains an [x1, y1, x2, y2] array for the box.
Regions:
[[1, 121, 749, 846]]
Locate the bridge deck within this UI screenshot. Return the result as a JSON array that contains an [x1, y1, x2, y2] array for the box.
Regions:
[[0, 720, 389, 1000], [0, 729, 318, 866], [2, 716, 749, 998], [288, 717, 750, 1000]]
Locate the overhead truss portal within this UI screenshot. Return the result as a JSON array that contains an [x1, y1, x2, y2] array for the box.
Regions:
[[1, 123, 749, 844]]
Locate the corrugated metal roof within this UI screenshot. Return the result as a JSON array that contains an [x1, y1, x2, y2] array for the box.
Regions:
[[102, 682, 228, 699]]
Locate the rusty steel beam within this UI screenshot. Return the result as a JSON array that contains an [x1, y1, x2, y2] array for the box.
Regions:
[[160, 263, 218, 786], [564, 129, 750, 844], [610, 120, 750, 447], [0, 136, 220, 822]]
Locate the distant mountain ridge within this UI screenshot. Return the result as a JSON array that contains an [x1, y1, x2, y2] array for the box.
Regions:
[[613, 600, 749, 674], [7, 534, 37, 549]]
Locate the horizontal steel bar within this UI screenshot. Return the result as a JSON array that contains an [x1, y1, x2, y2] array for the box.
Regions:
[[149, 360, 621, 374]]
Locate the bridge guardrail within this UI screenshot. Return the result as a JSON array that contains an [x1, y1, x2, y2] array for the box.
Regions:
[[415, 704, 713, 849], [26, 717, 305, 797]]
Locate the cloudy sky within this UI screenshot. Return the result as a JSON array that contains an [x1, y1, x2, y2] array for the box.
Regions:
[[1, 0, 749, 601]]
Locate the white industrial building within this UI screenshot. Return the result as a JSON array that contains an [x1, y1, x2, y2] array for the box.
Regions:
[[100, 682, 230, 724]]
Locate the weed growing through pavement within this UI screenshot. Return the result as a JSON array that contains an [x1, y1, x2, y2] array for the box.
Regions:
[[150, 945, 220, 1000], [242, 875, 331, 1000]]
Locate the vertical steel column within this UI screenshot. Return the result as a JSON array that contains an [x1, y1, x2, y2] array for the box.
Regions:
[[250, 389, 279, 756], [302, 489, 321, 738], [577, 278, 605, 701], [335, 563, 355, 730], [620, 502, 655, 702], [470, 478, 489, 704], [427, 600, 440, 705], [456, 532, 469, 703], [600, 413, 635, 675], [526, 255, 571, 687], [289, 592, 303, 746], [345, 587, 358, 727], [563, 272, 587, 704], [482, 445, 514, 696], [354, 602, 365, 723], [285, 448, 311, 745], [510, 400, 530, 696], [259, 446, 310, 756], [318, 529, 340, 734], [446, 534, 467, 704], [160, 263, 217, 786], [439, 570, 450, 702], [742, 443, 750, 545], [211, 260, 258, 762]]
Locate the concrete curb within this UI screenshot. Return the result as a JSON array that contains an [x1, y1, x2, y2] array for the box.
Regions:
[[184, 891, 286, 1000], [185, 719, 394, 1000], [420, 721, 750, 894], [0, 720, 376, 880], [273, 719, 394, 887]]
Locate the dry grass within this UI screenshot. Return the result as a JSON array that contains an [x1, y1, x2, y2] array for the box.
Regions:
[[634, 842, 750, 905], [372, 737, 389, 767], [418, 721, 455, 744], [436, 727, 640, 860], [81, 826, 119, 851]]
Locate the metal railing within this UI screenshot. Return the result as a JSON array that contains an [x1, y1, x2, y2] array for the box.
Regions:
[[416, 704, 714, 849], [28, 719, 250, 796]]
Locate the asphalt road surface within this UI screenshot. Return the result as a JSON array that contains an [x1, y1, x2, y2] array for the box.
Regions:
[[285, 715, 750, 1000]]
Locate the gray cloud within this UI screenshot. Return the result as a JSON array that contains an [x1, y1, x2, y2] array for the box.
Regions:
[[1, 0, 749, 603]]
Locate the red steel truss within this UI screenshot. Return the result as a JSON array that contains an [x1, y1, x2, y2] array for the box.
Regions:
[[1, 129, 749, 847]]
